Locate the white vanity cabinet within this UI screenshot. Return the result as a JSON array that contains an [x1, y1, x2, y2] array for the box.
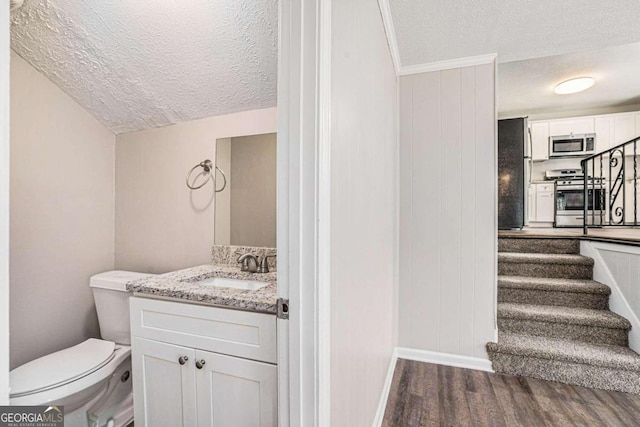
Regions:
[[131, 337, 198, 427], [130, 297, 278, 427], [196, 350, 277, 427]]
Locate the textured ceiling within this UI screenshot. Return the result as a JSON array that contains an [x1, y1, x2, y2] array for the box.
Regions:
[[11, 0, 278, 134], [388, 0, 640, 67], [498, 42, 640, 118]]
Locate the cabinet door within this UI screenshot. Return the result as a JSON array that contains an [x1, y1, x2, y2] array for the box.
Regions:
[[595, 116, 614, 152], [536, 190, 555, 222], [530, 122, 550, 161], [196, 350, 277, 427], [549, 118, 595, 136], [614, 114, 636, 145], [132, 337, 197, 427], [528, 185, 536, 222]]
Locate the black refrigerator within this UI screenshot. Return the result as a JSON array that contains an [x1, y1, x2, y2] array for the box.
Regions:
[[498, 118, 528, 230]]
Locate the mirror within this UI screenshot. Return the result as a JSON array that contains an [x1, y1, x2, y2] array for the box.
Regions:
[[214, 133, 277, 247]]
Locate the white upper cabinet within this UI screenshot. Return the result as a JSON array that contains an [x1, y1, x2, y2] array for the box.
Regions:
[[530, 122, 550, 161], [549, 118, 595, 137], [594, 116, 614, 152], [530, 111, 640, 157], [613, 113, 637, 147]]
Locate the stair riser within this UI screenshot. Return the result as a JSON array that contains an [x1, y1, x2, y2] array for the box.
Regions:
[[498, 262, 592, 279], [498, 238, 580, 254], [498, 288, 609, 310], [488, 352, 640, 394], [498, 319, 628, 346]]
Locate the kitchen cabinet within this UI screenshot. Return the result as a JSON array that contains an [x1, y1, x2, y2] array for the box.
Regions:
[[530, 122, 550, 161], [549, 118, 595, 137], [528, 183, 554, 223], [531, 111, 640, 157], [527, 185, 536, 223], [614, 114, 637, 147], [130, 297, 278, 427], [594, 116, 614, 152]]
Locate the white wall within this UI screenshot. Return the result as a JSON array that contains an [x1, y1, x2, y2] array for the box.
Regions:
[[330, 0, 398, 425], [0, 4, 10, 404], [115, 108, 276, 273], [214, 138, 231, 246], [398, 63, 497, 359], [582, 241, 640, 352], [10, 53, 116, 369]]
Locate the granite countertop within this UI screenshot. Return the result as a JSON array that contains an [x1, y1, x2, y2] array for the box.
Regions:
[[126, 264, 278, 314]]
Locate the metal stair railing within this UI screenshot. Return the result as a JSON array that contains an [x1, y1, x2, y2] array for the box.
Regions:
[[581, 136, 640, 234]]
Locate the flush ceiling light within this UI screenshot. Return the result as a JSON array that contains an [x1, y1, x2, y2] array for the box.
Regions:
[[554, 77, 595, 95]]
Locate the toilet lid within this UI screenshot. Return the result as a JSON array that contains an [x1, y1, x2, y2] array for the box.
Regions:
[[10, 339, 115, 397]]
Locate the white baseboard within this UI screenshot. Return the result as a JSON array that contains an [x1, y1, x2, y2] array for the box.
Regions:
[[372, 348, 398, 427], [396, 347, 494, 372], [372, 347, 493, 426]]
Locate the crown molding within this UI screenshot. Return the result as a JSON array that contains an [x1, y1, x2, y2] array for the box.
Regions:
[[377, 0, 401, 75], [399, 53, 497, 76]]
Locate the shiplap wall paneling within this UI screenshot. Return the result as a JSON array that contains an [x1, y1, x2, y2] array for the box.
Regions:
[[600, 247, 640, 321], [329, 0, 399, 424], [399, 63, 497, 359]]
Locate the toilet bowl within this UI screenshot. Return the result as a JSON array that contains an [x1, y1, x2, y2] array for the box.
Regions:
[[10, 271, 154, 427]]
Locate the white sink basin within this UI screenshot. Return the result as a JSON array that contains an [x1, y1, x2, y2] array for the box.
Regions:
[[195, 277, 269, 291]]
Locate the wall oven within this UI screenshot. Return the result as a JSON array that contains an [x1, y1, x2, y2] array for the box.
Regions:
[[549, 133, 596, 157], [555, 179, 605, 227]]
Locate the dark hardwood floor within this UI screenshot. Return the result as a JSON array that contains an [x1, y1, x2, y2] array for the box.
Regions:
[[382, 359, 640, 427]]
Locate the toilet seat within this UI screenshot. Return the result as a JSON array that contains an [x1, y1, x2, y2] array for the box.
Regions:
[[10, 339, 131, 410], [11, 339, 116, 398]]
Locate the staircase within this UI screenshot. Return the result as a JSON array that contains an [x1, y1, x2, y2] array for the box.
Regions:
[[487, 237, 640, 394]]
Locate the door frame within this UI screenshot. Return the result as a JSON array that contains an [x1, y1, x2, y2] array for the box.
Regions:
[[277, 0, 331, 425], [0, 3, 10, 405]]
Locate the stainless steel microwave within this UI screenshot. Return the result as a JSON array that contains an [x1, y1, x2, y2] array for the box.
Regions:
[[549, 133, 596, 157]]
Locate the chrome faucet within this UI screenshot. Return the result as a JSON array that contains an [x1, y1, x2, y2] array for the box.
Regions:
[[237, 253, 277, 274], [237, 253, 259, 273], [259, 255, 276, 273]]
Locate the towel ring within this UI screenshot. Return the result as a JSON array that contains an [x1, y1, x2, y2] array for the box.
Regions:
[[186, 159, 227, 192]]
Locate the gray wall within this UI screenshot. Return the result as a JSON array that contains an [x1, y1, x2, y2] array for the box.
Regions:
[[10, 53, 115, 369], [399, 63, 497, 359], [229, 133, 277, 248], [329, 0, 399, 424]]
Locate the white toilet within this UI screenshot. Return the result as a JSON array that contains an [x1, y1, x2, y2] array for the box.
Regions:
[[10, 271, 154, 427]]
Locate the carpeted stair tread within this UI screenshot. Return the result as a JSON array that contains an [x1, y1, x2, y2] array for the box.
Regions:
[[498, 237, 580, 254], [498, 252, 594, 266], [487, 333, 640, 372], [498, 303, 630, 330], [498, 276, 610, 295]]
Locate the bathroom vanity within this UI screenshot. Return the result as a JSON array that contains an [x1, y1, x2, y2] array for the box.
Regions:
[[127, 260, 278, 427]]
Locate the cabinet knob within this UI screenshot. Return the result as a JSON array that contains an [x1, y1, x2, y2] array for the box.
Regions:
[[196, 359, 206, 369], [178, 356, 189, 365]]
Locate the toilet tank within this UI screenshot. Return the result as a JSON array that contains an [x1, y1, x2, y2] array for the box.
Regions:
[[90, 271, 155, 345]]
